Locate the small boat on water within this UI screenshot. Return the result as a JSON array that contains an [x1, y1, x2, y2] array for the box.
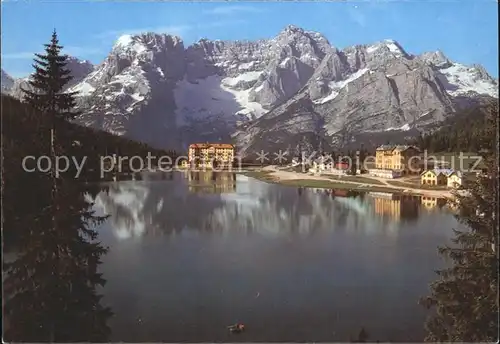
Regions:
[[227, 323, 245, 333]]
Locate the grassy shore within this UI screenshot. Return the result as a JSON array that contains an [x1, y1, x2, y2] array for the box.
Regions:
[[239, 170, 277, 181], [277, 179, 405, 193], [386, 180, 449, 190], [239, 169, 453, 198], [240, 171, 404, 193], [325, 175, 386, 185]]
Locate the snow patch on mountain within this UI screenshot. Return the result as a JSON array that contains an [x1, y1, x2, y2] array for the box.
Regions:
[[314, 68, 369, 104], [237, 61, 258, 71], [365, 39, 405, 57], [68, 81, 95, 97], [385, 40, 403, 55], [115, 35, 134, 47], [386, 123, 411, 131], [221, 86, 265, 119], [419, 110, 433, 119], [221, 71, 262, 87], [114, 34, 147, 55], [174, 75, 265, 125], [437, 63, 498, 97], [366, 45, 379, 54]]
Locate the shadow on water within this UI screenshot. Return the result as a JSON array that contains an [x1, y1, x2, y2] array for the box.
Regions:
[[3, 177, 113, 342]]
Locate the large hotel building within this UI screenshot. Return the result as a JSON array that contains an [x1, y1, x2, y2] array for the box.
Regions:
[[187, 143, 235, 168]]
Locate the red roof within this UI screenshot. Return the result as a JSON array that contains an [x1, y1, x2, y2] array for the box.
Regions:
[[335, 162, 350, 170], [189, 143, 234, 149]]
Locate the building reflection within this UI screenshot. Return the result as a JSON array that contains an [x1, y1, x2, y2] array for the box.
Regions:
[[185, 171, 237, 194], [369, 192, 420, 222], [421, 196, 447, 211]]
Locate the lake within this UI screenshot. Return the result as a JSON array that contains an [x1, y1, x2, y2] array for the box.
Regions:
[[93, 170, 459, 342]]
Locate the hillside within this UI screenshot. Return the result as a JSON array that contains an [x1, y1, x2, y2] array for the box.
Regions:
[[2, 94, 176, 179], [414, 100, 498, 153]]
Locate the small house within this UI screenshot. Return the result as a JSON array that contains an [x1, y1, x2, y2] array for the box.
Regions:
[[420, 169, 450, 186], [447, 171, 463, 188]]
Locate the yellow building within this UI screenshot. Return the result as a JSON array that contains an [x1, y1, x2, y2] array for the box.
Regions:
[[420, 169, 454, 186], [375, 145, 421, 175], [188, 143, 235, 168]]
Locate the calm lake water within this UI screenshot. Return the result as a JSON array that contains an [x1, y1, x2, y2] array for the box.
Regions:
[[93, 171, 459, 342]]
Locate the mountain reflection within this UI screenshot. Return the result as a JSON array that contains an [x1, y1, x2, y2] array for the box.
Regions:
[[95, 183, 149, 240], [92, 172, 448, 241]]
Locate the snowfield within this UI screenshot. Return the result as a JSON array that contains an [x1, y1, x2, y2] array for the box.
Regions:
[[174, 75, 266, 124], [437, 63, 498, 97]]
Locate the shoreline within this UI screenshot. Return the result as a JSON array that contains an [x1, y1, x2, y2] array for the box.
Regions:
[[239, 167, 454, 199], [134, 166, 455, 199]]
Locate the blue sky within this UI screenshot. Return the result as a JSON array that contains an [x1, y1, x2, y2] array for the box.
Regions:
[[1, 0, 498, 78]]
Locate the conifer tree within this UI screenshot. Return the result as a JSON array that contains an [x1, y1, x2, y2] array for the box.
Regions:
[[23, 29, 79, 122], [420, 101, 499, 342], [3, 32, 112, 342]]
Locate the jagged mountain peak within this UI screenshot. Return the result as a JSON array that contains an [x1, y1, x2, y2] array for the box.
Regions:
[[66, 56, 93, 65], [363, 39, 408, 57], [419, 50, 452, 68], [113, 32, 184, 54], [283, 24, 303, 32], [276, 24, 331, 46], [64, 56, 94, 89], [471, 63, 496, 82]]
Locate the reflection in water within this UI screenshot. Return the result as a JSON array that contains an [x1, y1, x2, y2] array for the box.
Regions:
[[4, 181, 112, 342], [368, 192, 420, 223], [421, 195, 448, 210], [95, 183, 150, 240], [184, 170, 237, 194], [94, 172, 449, 242], [90, 172, 458, 342]]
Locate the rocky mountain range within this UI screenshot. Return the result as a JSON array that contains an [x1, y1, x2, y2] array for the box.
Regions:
[[2, 25, 498, 156]]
